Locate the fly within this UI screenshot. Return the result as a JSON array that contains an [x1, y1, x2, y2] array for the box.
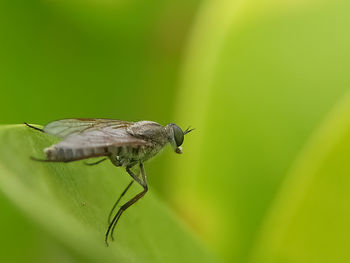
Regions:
[[24, 119, 194, 246]]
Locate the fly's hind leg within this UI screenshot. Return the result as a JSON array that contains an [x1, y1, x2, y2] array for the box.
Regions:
[[25, 123, 48, 161], [107, 180, 134, 224], [84, 158, 108, 166], [105, 162, 148, 246], [30, 156, 72, 163], [24, 122, 45, 133]]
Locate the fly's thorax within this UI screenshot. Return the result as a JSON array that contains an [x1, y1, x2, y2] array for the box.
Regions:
[[126, 121, 168, 146], [109, 143, 164, 166]]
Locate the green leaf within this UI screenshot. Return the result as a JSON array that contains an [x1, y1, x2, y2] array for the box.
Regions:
[[0, 124, 217, 263], [249, 92, 350, 262]]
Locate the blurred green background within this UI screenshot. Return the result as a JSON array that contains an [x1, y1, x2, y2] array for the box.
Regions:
[[1, 0, 350, 262]]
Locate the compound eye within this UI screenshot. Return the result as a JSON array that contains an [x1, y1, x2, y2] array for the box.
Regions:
[[172, 125, 184, 147]]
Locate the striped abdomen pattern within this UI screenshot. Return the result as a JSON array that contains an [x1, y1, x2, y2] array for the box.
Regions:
[[43, 144, 157, 164], [44, 146, 109, 162]]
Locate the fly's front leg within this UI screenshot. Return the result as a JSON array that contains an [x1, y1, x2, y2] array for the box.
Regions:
[[105, 162, 148, 246]]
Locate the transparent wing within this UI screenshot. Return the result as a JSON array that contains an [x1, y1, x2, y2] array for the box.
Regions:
[[56, 125, 150, 149], [43, 118, 132, 138], [47, 123, 152, 162]]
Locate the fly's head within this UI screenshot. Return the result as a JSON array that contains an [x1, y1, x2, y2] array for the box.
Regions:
[[165, 123, 194, 154]]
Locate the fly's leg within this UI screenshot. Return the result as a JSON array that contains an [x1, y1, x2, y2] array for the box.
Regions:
[[84, 158, 108, 166], [24, 122, 45, 133], [31, 156, 110, 164], [25, 123, 51, 161], [110, 163, 146, 238], [30, 157, 63, 162], [30, 157, 74, 163], [105, 162, 148, 246], [107, 180, 134, 224]]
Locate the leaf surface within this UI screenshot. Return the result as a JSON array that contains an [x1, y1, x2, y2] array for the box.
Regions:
[[0, 124, 216, 263]]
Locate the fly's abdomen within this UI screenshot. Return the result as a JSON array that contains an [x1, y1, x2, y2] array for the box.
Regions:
[[44, 146, 108, 162]]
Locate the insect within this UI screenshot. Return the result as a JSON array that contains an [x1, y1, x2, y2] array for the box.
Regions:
[[25, 119, 194, 246]]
